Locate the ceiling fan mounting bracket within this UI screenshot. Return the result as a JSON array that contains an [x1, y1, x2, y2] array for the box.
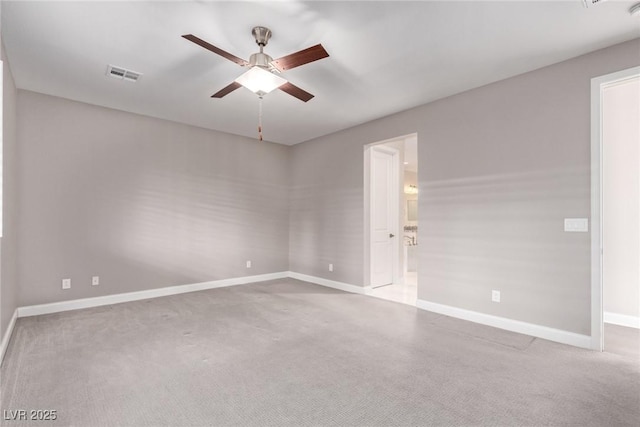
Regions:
[[252, 26, 272, 47]]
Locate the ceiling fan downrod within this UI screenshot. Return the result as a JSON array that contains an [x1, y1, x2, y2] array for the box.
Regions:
[[250, 27, 275, 69]]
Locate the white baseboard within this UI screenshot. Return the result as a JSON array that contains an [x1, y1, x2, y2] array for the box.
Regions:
[[5, 270, 598, 358], [286, 273, 593, 350], [416, 299, 592, 350], [604, 311, 640, 329], [0, 308, 18, 366], [18, 271, 288, 318], [287, 271, 368, 295]]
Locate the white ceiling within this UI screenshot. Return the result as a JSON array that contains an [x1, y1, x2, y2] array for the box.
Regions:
[[2, 1, 639, 145]]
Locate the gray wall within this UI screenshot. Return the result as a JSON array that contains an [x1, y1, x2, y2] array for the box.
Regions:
[[1, 39, 19, 338], [289, 127, 368, 284], [17, 91, 289, 306], [9, 38, 640, 337], [289, 39, 640, 335]]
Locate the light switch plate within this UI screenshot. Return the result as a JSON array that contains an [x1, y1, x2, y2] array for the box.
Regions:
[[564, 218, 589, 232]]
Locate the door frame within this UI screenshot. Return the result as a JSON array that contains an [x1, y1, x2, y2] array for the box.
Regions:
[[590, 65, 640, 351], [364, 134, 416, 288]]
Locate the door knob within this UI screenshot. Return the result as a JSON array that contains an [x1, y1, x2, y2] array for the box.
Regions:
[[389, 233, 395, 238]]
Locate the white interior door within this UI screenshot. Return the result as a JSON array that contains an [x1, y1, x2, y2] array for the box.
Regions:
[[370, 145, 398, 288]]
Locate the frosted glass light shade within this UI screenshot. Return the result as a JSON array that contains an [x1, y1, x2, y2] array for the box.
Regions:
[[235, 67, 287, 96]]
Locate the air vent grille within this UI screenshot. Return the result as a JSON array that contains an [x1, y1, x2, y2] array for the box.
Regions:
[[582, 0, 608, 8], [107, 65, 142, 82]]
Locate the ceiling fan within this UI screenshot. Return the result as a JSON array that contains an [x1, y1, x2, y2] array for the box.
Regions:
[[182, 27, 329, 102]]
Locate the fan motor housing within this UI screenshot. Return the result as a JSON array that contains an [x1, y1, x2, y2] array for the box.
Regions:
[[249, 52, 274, 68]]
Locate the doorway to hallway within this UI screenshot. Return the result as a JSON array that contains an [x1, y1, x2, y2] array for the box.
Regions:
[[602, 72, 640, 358], [591, 66, 640, 355]]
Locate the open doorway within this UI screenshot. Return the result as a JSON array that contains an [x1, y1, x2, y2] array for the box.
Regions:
[[591, 66, 640, 358], [364, 134, 418, 305]]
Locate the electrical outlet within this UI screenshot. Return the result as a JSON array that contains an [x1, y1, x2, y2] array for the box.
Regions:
[[62, 279, 71, 290], [329, 263, 333, 272], [92, 276, 99, 286], [246, 260, 252, 268], [492, 290, 501, 303]]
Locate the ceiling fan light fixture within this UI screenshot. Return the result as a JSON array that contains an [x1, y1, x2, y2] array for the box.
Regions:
[[235, 66, 287, 97]]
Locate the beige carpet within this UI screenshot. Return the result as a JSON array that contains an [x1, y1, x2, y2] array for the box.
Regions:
[[1, 278, 639, 426], [605, 323, 640, 361]]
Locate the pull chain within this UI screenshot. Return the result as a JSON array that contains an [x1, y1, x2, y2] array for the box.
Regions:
[[258, 96, 263, 141]]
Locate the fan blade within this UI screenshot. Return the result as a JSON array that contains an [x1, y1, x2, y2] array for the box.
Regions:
[[182, 34, 249, 67], [270, 44, 329, 72], [211, 82, 242, 98], [279, 82, 314, 102]]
